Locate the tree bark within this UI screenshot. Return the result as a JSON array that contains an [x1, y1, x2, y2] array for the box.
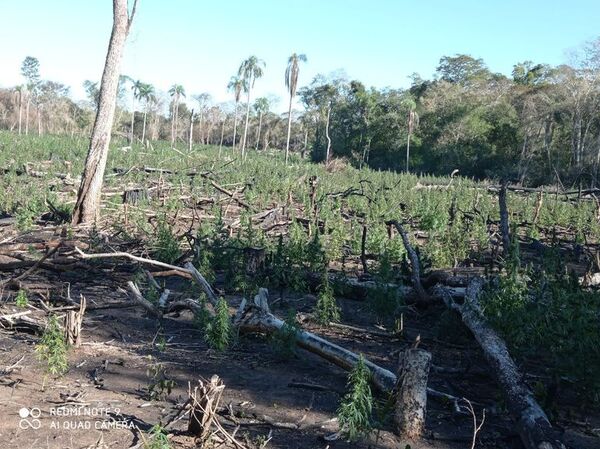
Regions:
[[241, 87, 251, 159], [437, 279, 565, 449], [285, 93, 293, 163], [71, 0, 136, 225], [394, 348, 431, 439], [325, 105, 332, 163]]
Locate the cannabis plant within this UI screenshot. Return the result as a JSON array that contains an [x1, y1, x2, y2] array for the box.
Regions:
[[337, 355, 373, 441], [205, 297, 232, 351], [36, 315, 68, 376]]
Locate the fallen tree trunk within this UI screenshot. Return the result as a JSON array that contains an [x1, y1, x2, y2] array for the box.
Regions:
[[436, 279, 565, 449]]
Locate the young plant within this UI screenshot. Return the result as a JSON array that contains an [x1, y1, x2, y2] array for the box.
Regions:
[[271, 309, 299, 358], [153, 215, 181, 264], [36, 315, 68, 376], [314, 273, 341, 325], [146, 357, 176, 401], [205, 297, 232, 351], [15, 289, 29, 308], [143, 424, 172, 449], [337, 355, 373, 441]]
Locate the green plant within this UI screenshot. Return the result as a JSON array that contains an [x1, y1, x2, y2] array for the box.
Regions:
[[146, 357, 176, 400], [192, 294, 211, 329], [143, 424, 172, 449], [205, 297, 232, 351], [271, 309, 299, 358], [337, 355, 373, 441], [153, 215, 181, 264], [314, 273, 341, 324], [15, 289, 29, 308], [36, 315, 68, 376]]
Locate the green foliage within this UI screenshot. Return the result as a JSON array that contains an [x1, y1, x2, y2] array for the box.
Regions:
[[337, 355, 373, 441], [152, 215, 181, 264], [192, 295, 211, 330], [144, 424, 172, 449], [314, 273, 341, 325], [369, 249, 401, 322], [36, 315, 68, 376], [271, 309, 299, 359], [205, 297, 232, 351], [15, 289, 29, 308], [146, 357, 176, 401]]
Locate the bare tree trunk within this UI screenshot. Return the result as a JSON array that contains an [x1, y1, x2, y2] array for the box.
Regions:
[[219, 119, 225, 158], [394, 348, 431, 439], [241, 88, 251, 159], [129, 94, 135, 143], [325, 105, 331, 163], [25, 96, 31, 135], [255, 111, 263, 151], [188, 109, 194, 152], [141, 108, 147, 144], [71, 0, 137, 225], [285, 93, 293, 163], [499, 180, 511, 257], [406, 131, 411, 172], [18, 90, 23, 135], [37, 105, 42, 136], [232, 104, 239, 151]]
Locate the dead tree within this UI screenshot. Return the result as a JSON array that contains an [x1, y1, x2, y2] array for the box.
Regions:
[[72, 0, 138, 225], [499, 180, 511, 257], [394, 348, 431, 439], [436, 279, 565, 449], [64, 295, 86, 347], [388, 220, 430, 305], [188, 375, 225, 442]]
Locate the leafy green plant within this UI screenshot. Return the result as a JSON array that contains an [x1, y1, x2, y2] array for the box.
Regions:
[[146, 357, 176, 400], [205, 297, 232, 351], [337, 355, 373, 441], [314, 273, 341, 325], [15, 289, 29, 308], [153, 215, 181, 264], [271, 309, 299, 358], [143, 424, 172, 449], [36, 315, 68, 376]]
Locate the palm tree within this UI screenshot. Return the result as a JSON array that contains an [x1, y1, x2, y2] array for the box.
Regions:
[[227, 76, 243, 151], [238, 56, 265, 159], [253, 97, 270, 150], [403, 99, 419, 172], [169, 84, 186, 147], [130, 79, 144, 143], [138, 83, 155, 144], [284, 53, 307, 163]]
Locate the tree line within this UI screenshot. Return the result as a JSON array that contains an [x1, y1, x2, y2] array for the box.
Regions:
[[1, 32, 599, 187]]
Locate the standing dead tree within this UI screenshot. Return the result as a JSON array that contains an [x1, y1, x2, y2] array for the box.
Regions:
[[64, 295, 86, 347], [72, 0, 139, 225]]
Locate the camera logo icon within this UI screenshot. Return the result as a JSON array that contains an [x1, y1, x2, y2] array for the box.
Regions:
[[19, 407, 42, 429]]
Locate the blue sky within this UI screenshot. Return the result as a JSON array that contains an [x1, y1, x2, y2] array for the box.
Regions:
[[1, 0, 599, 112]]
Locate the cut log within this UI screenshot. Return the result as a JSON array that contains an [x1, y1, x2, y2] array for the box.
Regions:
[[64, 295, 86, 347], [436, 279, 565, 449], [394, 348, 432, 439], [126, 281, 162, 318]]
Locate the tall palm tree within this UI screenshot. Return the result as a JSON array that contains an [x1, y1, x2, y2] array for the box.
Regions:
[[227, 76, 243, 151], [138, 83, 155, 144], [284, 53, 307, 163], [253, 97, 270, 150], [169, 84, 186, 147], [238, 56, 265, 159], [130, 79, 144, 143]]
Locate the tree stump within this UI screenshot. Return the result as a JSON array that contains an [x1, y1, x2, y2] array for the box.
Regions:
[[188, 375, 225, 442], [394, 348, 432, 439], [64, 296, 86, 347]]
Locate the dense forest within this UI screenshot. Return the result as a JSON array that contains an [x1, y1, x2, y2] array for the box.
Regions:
[[2, 37, 600, 186]]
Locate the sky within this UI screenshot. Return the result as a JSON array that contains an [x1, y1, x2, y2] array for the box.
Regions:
[[1, 0, 599, 112]]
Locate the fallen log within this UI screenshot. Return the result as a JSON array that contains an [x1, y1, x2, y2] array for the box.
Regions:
[[436, 279, 565, 449]]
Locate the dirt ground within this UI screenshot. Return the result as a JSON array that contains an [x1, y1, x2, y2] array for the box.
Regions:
[[0, 240, 599, 449]]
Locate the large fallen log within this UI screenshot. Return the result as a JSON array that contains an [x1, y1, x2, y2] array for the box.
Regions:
[[436, 279, 565, 449]]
